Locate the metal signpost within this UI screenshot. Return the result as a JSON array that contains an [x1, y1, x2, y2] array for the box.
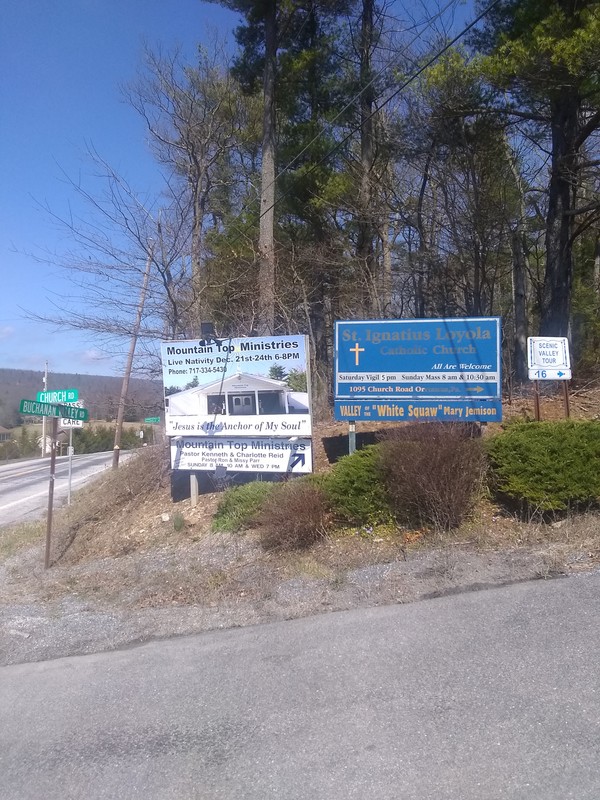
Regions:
[[144, 417, 160, 445], [59, 400, 85, 503], [527, 337, 572, 420], [334, 318, 502, 441], [19, 398, 89, 568]]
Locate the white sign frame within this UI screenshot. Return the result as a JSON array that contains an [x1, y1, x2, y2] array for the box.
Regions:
[[170, 436, 312, 473], [160, 335, 312, 439], [527, 337, 571, 380]]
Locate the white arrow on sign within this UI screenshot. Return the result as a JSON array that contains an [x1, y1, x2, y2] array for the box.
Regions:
[[170, 437, 313, 473]]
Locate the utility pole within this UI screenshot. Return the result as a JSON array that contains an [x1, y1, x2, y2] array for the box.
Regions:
[[41, 361, 48, 458], [112, 244, 154, 469]]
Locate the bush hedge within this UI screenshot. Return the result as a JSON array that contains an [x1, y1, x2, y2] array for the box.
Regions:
[[378, 423, 486, 530], [257, 478, 329, 550], [322, 445, 392, 525], [212, 481, 276, 532], [212, 420, 600, 545], [73, 425, 152, 454], [485, 420, 600, 513]]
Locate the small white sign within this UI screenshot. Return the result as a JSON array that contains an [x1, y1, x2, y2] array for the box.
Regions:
[[527, 337, 571, 380], [60, 417, 84, 429], [170, 436, 312, 473]]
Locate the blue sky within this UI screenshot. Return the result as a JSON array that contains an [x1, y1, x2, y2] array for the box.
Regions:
[[0, 0, 239, 378], [0, 0, 472, 382]]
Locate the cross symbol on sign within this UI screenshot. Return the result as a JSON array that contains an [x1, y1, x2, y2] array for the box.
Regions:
[[350, 342, 365, 366]]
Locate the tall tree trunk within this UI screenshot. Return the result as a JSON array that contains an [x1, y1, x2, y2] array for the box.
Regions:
[[257, 0, 277, 335], [191, 181, 208, 332], [508, 151, 530, 383], [541, 89, 579, 336], [414, 151, 432, 317], [379, 224, 393, 316], [355, 0, 376, 314], [594, 235, 600, 299], [511, 227, 529, 383]]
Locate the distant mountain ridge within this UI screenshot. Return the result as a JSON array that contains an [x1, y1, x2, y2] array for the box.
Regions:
[[0, 368, 163, 427]]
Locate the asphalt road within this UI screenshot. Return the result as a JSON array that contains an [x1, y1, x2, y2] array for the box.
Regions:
[[0, 452, 129, 526], [2, 573, 599, 799]]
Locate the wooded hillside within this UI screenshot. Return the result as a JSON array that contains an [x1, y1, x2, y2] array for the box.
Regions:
[[0, 369, 163, 428]]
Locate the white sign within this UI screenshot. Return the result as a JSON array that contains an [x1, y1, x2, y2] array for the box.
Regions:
[[170, 437, 312, 473], [527, 337, 571, 380], [160, 335, 311, 438], [166, 414, 310, 438], [60, 417, 84, 429]]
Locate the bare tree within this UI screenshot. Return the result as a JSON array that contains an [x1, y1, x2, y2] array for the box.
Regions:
[[126, 42, 247, 333]]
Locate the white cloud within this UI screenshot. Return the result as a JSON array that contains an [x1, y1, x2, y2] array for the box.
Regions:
[[81, 349, 111, 363], [0, 326, 15, 340]]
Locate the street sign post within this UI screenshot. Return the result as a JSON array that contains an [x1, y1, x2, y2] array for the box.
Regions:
[[19, 396, 88, 565], [36, 389, 79, 403], [144, 416, 160, 424], [19, 399, 88, 421]]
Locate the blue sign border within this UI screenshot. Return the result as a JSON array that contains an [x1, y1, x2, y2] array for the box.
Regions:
[[334, 317, 502, 422], [334, 398, 502, 423]]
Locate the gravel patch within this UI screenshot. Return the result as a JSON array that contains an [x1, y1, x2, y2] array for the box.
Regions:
[[0, 534, 579, 667]]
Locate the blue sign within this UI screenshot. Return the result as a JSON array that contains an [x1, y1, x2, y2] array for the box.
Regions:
[[334, 317, 502, 422]]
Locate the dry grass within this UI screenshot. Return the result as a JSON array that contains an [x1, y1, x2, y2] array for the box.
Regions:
[[2, 413, 600, 619], [50, 445, 174, 565], [378, 423, 487, 531], [256, 480, 329, 551], [0, 521, 44, 561]]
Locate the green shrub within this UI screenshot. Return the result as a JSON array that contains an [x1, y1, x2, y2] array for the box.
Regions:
[[0, 439, 20, 461], [73, 425, 150, 454], [378, 423, 486, 531], [486, 420, 600, 513], [257, 478, 329, 551], [212, 481, 276, 532], [18, 426, 39, 458], [323, 445, 392, 525]]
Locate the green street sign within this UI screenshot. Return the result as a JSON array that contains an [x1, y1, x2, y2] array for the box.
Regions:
[[20, 399, 89, 421], [144, 416, 161, 424], [36, 388, 79, 403]]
